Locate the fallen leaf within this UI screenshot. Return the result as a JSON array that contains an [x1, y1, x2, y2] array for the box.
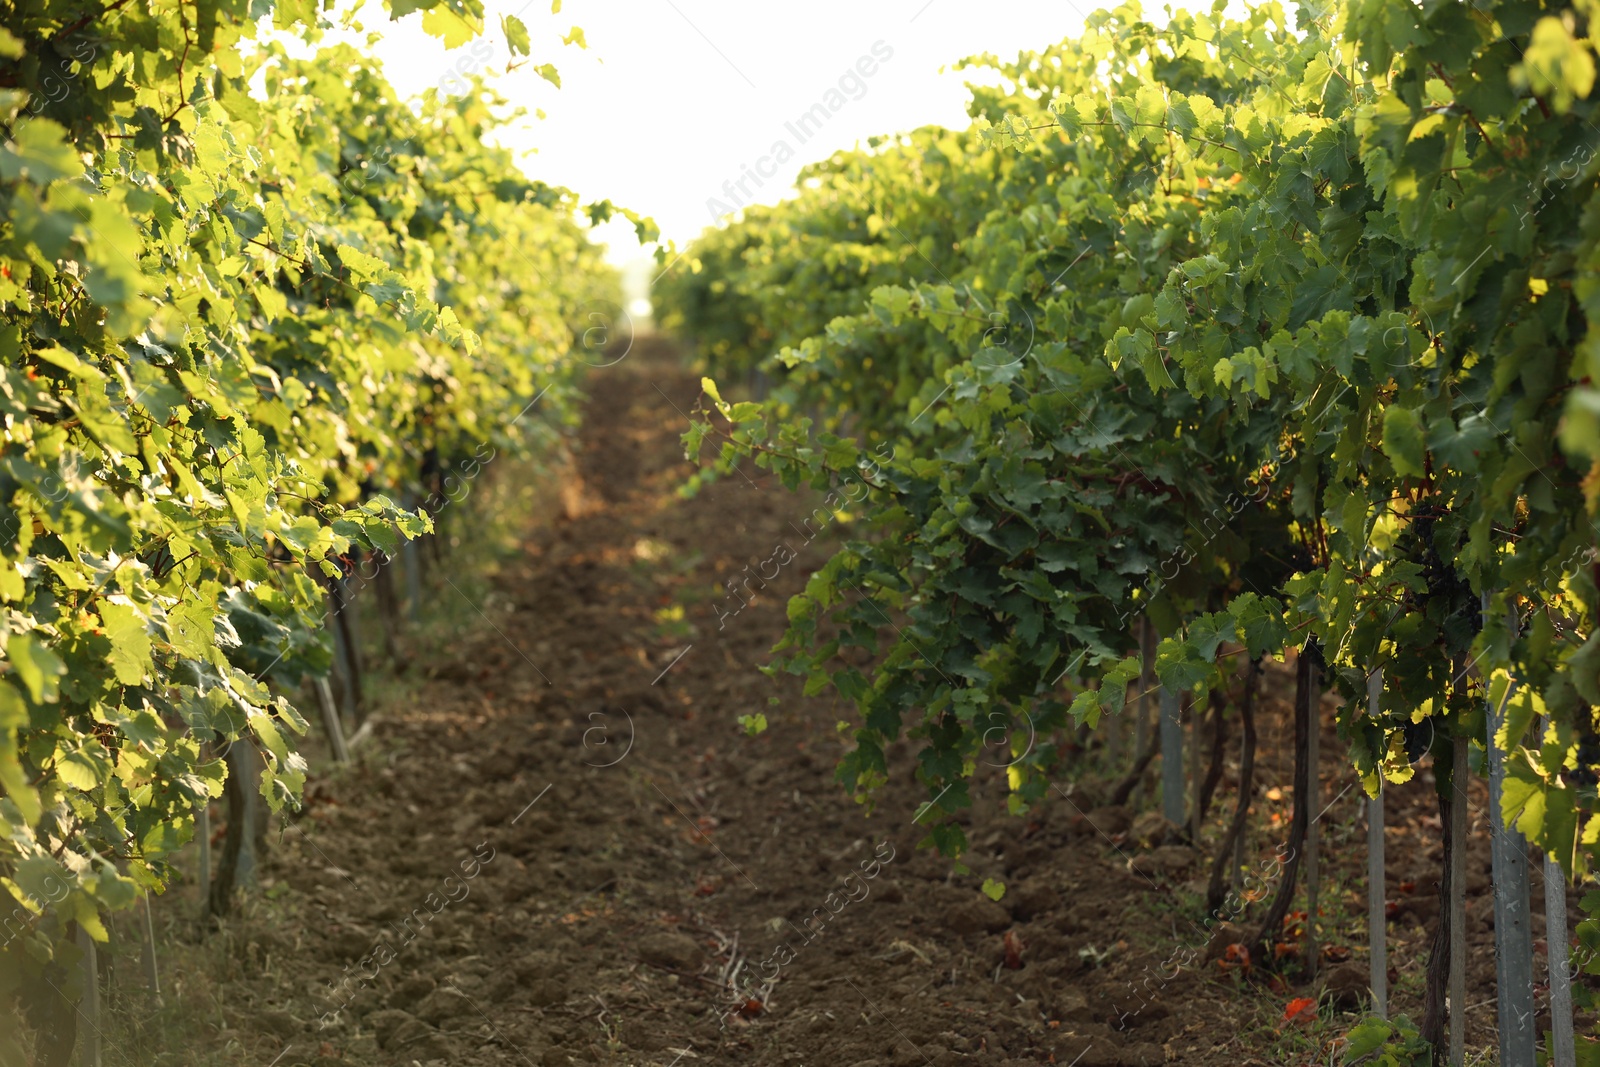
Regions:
[[1003, 929, 1024, 970]]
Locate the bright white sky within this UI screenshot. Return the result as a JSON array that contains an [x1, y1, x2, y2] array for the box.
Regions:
[[351, 0, 1106, 278]]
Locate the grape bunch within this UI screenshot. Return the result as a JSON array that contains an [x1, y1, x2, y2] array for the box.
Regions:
[[1572, 715, 1600, 788]]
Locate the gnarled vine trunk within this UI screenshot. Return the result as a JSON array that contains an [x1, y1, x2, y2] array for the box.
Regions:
[[1207, 658, 1261, 917], [1420, 736, 1458, 1054], [1251, 640, 1317, 966], [1199, 686, 1229, 821], [22, 922, 78, 1067]]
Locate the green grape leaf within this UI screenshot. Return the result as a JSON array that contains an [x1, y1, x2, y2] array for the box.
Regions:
[[1381, 405, 1426, 478], [7, 634, 64, 704], [421, 5, 485, 48], [503, 13, 531, 55], [0, 120, 83, 184], [99, 602, 154, 686]]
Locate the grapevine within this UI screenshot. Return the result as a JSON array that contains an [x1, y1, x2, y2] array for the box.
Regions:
[[665, 0, 1600, 966], [0, 0, 644, 1025]]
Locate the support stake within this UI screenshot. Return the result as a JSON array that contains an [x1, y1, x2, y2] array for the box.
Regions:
[[196, 803, 210, 927], [75, 926, 100, 1067], [1449, 734, 1467, 1066], [1106, 679, 1122, 768], [139, 893, 160, 999], [328, 581, 363, 722], [1160, 686, 1184, 827], [1138, 617, 1155, 758], [403, 493, 423, 624], [1485, 594, 1536, 1067], [1189, 694, 1203, 843], [1366, 669, 1387, 1019], [1305, 650, 1321, 980], [226, 743, 259, 889], [315, 676, 350, 763], [1544, 721, 1576, 1067]]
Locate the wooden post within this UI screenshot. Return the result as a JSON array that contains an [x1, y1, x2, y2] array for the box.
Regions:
[[1106, 675, 1122, 768], [372, 551, 402, 663], [403, 494, 423, 624], [315, 676, 350, 763], [139, 893, 160, 999], [1485, 594, 1536, 1067], [1160, 686, 1184, 827], [1305, 648, 1321, 980], [1366, 669, 1387, 1019], [75, 926, 100, 1067], [340, 575, 365, 680], [329, 612, 354, 714], [1449, 735, 1467, 1066], [1139, 617, 1155, 760], [226, 743, 258, 889], [329, 579, 363, 722], [1189, 694, 1203, 843], [1546, 844, 1575, 1067], [1543, 719, 1576, 1066], [196, 803, 211, 926], [404, 539, 423, 624]]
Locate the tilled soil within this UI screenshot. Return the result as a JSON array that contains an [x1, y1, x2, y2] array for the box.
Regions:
[[140, 336, 1572, 1067]]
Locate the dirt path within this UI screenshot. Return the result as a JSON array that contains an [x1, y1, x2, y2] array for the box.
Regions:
[[158, 337, 1544, 1067]]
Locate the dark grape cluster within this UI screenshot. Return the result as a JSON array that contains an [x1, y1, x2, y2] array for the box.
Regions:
[[1572, 720, 1600, 787]]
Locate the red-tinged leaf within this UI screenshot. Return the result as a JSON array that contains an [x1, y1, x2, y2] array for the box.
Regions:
[[1003, 929, 1024, 970], [1282, 997, 1317, 1024]]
